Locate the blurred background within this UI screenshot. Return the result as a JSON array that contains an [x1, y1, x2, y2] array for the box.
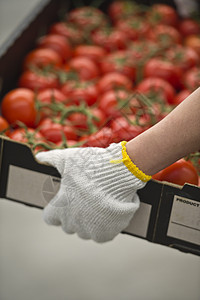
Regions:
[[0, 1, 200, 300]]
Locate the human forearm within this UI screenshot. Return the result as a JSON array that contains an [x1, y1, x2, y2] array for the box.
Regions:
[[126, 87, 200, 176]]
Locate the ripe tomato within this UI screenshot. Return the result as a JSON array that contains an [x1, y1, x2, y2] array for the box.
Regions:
[[173, 89, 191, 105], [37, 88, 67, 104], [152, 159, 199, 186], [18, 69, 59, 92], [49, 22, 84, 45], [82, 127, 113, 148], [147, 4, 178, 27], [1, 88, 37, 127], [127, 40, 161, 64], [98, 72, 133, 94], [183, 67, 200, 91], [111, 116, 144, 142], [9, 127, 44, 143], [99, 50, 136, 80], [184, 35, 200, 57], [179, 19, 200, 37], [91, 27, 130, 52], [137, 77, 176, 105], [148, 24, 182, 47], [165, 45, 200, 72], [37, 34, 72, 62], [90, 107, 106, 128], [67, 108, 106, 131], [39, 118, 77, 143], [36, 88, 68, 119], [61, 80, 99, 106], [73, 44, 107, 64], [98, 89, 132, 118], [67, 6, 108, 31], [108, 0, 142, 23], [66, 56, 100, 80], [0, 116, 9, 133], [23, 48, 62, 69], [143, 57, 182, 89], [116, 17, 150, 41]]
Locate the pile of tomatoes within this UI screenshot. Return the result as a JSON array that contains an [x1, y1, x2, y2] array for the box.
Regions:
[[0, 1, 200, 186]]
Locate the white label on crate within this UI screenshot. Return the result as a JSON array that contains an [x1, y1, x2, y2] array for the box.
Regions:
[[167, 195, 200, 245], [124, 202, 152, 238], [6, 165, 61, 207]]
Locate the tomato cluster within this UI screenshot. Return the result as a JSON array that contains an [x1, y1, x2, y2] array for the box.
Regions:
[[0, 1, 200, 186]]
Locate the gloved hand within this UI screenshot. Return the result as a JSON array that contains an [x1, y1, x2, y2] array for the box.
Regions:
[[36, 141, 151, 243]]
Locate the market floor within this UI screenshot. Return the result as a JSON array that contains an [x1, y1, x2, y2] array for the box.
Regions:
[[0, 1, 200, 300]]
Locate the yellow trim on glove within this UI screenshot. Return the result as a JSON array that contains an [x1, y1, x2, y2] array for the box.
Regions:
[[110, 141, 152, 182]]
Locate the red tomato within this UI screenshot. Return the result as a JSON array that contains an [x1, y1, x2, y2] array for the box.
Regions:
[[73, 44, 107, 64], [90, 107, 106, 128], [39, 118, 77, 143], [108, 0, 142, 23], [9, 127, 44, 143], [99, 50, 136, 80], [0, 116, 9, 133], [98, 89, 132, 118], [1, 88, 37, 127], [18, 69, 59, 92], [143, 57, 182, 89], [91, 27, 130, 52], [98, 72, 133, 93], [183, 67, 200, 91], [173, 89, 191, 105], [179, 19, 200, 37], [152, 159, 199, 186], [137, 77, 176, 105], [67, 112, 88, 130], [37, 34, 72, 62], [67, 6, 108, 31], [184, 35, 200, 58], [61, 80, 99, 106], [67, 56, 100, 80], [82, 127, 113, 148], [23, 48, 62, 69], [148, 24, 182, 47], [127, 40, 161, 64], [49, 22, 84, 45], [147, 4, 178, 27], [111, 116, 144, 142], [67, 108, 106, 131], [165, 45, 200, 72], [116, 17, 150, 41], [37, 88, 67, 104], [36, 88, 68, 119]]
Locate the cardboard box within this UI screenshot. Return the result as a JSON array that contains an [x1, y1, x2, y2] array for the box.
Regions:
[[0, 0, 199, 256]]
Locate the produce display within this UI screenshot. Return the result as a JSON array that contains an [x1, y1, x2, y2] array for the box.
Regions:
[[0, 1, 200, 186]]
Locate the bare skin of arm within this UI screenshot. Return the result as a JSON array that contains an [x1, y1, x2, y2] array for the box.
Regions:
[[126, 87, 200, 176]]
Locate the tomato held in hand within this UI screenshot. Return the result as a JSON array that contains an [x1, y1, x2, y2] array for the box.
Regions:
[[1, 88, 37, 128], [152, 159, 199, 186]]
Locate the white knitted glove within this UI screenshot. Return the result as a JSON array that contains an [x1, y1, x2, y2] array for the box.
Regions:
[[36, 141, 151, 243]]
